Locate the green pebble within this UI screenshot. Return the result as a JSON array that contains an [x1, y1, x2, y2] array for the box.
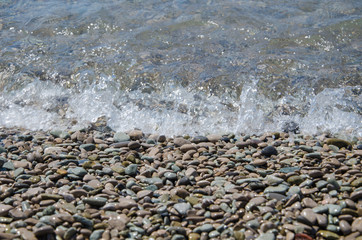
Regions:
[[29, 176, 41, 183], [351, 177, 362, 187], [287, 175, 304, 185], [186, 196, 199, 206], [0, 217, 12, 223], [325, 138, 350, 148], [317, 230, 340, 240]]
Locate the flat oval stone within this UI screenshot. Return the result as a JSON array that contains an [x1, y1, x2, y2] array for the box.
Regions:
[[34, 225, 54, 236], [118, 198, 138, 209], [180, 144, 197, 152], [325, 138, 350, 148], [264, 184, 289, 194], [137, 190, 153, 199], [313, 205, 329, 214], [208, 230, 220, 238], [287, 175, 304, 185], [256, 233, 275, 240], [317, 230, 339, 240], [83, 197, 107, 207], [199, 223, 214, 232], [350, 190, 362, 201], [339, 220, 351, 235], [261, 146, 278, 157], [90, 229, 104, 240], [308, 170, 323, 178], [87, 179, 102, 189], [279, 166, 300, 173], [188, 233, 201, 240], [252, 159, 267, 166], [80, 144, 96, 151], [67, 167, 87, 177], [164, 172, 177, 180]]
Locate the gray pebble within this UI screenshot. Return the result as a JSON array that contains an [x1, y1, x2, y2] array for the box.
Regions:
[[125, 164, 138, 176], [89, 229, 104, 240]]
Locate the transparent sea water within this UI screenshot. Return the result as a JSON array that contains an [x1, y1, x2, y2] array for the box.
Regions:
[[0, 0, 361, 137]]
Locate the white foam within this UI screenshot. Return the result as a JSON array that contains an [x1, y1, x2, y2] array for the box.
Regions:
[[0, 77, 361, 138]]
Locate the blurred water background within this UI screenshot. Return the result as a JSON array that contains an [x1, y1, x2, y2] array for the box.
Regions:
[[0, 0, 361, 137]]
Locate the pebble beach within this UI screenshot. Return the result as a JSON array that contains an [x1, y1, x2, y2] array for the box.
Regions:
[[0, 125, 361, 240]]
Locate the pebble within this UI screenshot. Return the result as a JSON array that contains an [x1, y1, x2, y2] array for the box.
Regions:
[[0, 127, 359, 240], [317, 230, 339, 240], [90, 229, 104, 240], [256, 233, 275, 240], [113, 132, 130, 142], [313, 205, 329, 214], [351, 217, 362, 233], [339, 219, 351, 235], [64, 227, 77, 240], [0, 204, 13, 216], [80, 144, 96, 151], [67, 167, 87, 177], [265, 175, 284, 185], [199, 224, 214, 232], [34, 225, 54, 236], [128, 130, 143, 140], [125, 164, 138, 176], [328, 204, 342, 216], [118, 198, 138, 209], [173, 203, 191, 216], [264, 184, 289, 194], [261, 146, 278, 157], [325, 138, 351, 148], [300, 208, 317, 225], [83, 197, 107, 207]]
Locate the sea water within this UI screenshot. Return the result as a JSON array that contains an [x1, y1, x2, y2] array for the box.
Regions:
[[0, 0, 361, 137]]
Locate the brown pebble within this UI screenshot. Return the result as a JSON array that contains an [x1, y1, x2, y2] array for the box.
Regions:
[[300, 208, 317, 226], [339, 219, 352, 235], [80, 228, 92, 236], [308, 169, 323, 178], [302, 198, 318, 208], [17, 228, 37, 240], [0, 203, 13, 217], [34, 225, 54, 236], [180, 144, 197, 152], [316, 214, 328, 228], [137, 190, 153, 199], [0, 232, 17, 239], [351, 217, 362, 233], [252, 159, 267, 166]]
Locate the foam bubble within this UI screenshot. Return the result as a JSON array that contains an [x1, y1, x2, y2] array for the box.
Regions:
[[0, 77, 360, 138]]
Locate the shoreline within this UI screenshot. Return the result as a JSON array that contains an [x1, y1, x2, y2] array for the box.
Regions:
[[0, 127, 361, 240]]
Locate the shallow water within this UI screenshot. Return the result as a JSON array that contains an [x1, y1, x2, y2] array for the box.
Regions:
[[0, 0, 361, 137]]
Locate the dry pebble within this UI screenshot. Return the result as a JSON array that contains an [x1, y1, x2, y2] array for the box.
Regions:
[[0, 127, 361, 239]]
